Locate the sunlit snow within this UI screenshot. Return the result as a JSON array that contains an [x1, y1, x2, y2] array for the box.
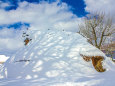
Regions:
[[0, 29, 115, 86]]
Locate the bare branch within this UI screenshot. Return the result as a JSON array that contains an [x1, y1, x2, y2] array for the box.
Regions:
[[78, 12, 114, 50]]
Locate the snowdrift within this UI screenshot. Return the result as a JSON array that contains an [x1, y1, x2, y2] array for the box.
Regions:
[[0, 55, 9, 64], [0, 30, 115, 86]]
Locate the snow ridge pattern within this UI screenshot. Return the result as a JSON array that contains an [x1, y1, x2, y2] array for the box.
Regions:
[[0, 29, 115, 86]]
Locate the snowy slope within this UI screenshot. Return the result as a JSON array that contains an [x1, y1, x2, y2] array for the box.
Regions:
[[0, 55, 9, 63], [0, 30, 115, 86]]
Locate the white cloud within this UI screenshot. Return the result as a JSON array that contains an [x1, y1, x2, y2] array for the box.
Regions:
[[0, 28, 24, 56], [0, 1, 82, 55], [84, 0, 115, 22], [0, 1, 81, 31], [0, 1, 11, 9]]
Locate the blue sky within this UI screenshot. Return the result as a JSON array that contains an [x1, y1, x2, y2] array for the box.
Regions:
[[62, 0, 87, 17], [0, 0, 88, 29], [2, 0, 87, 17], [0, 0, 114, 29], [0, 0, 87, 29]]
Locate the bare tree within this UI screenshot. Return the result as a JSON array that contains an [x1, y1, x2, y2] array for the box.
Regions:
[[78, 13, 115, 49]]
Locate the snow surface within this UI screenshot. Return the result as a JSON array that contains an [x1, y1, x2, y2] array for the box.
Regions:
[[0, 29, 115, 86], [0, 55, 9, 63]]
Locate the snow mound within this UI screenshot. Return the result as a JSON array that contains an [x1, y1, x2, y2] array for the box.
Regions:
[[0, 30, 115, 86], [0, 55, 9, 63]]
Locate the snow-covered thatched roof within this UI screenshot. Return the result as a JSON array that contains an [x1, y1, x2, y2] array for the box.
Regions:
[[0, 30, 115, 86]]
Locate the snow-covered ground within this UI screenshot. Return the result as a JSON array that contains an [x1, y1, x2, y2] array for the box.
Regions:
[[0, 55, 9, 63], [0, 29, 115, 86]]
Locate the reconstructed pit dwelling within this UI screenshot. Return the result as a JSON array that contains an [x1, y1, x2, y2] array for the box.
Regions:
[[0, 30, 109, 81]]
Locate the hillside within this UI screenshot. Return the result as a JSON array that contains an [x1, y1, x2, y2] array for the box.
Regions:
[[0, 29, 115, 86]]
